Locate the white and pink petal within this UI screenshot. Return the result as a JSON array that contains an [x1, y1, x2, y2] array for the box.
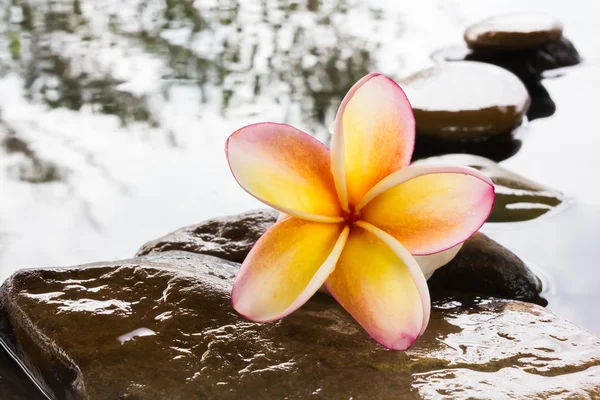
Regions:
[[331, 73, 416, 211], [325, 222, 430, 350], [232, 217, 348, 322]]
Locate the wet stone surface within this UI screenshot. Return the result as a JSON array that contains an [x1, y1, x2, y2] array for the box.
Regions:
[[136, 209, 279, 263], [1, 251, 599, 399], [426, 50, 556, 125], [428, 232, 545, 305], [401, 62, 530, 139], [413, 154, 563, 222], [137, 209, 545, 303], [434, 13, 581, 84], [464, 13, 564, 51]]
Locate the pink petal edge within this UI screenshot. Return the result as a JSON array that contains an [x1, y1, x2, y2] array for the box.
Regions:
[[330, 73, 381, 212], [330, 73, 416, 212], [356, 221, 431, 337], [357, 164, 495, 256], [231, 224, 349, 322]]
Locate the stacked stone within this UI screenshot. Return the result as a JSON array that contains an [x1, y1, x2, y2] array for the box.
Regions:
[[464, 13, 580, 83], [408, 13, 581, 143]]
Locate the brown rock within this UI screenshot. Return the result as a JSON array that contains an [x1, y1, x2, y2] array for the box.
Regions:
[[434, 24, 580, 84], [464, 13, 563, 51], [1, 252, 598, 399], [401, 62, 530, 139], [136, 208, 279, 262], [428, 232, 545, 304], [136, 208, 545, 302]]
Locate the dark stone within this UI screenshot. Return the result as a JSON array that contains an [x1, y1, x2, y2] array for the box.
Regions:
[[465, 37, 581, 84], [429, 232, 545, 305], [411, 132, 522, 163], [136, 206, 547, 303], [1, 252, 599, 399], [525, 80, 556, 121], [0, 343, 48, 400], [459, 13, 580, 84], [401, 62, 530, 139], [434, 38, 581, 85], [136, 208, 279, 262]]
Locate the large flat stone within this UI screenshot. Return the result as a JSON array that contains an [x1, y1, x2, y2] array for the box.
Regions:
[[1, 251, 598, 399]]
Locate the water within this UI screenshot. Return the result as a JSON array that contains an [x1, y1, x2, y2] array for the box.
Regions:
[[0, 0, 599, 337]]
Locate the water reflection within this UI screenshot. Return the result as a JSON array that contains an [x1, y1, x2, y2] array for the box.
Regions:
[[1, 123, 63, 183], [5, 0, 374, 133], [412, 132, 522, 163], [0, 0, 380, 274], [484, 201, 600, 333], [117, 327, 156, 344]]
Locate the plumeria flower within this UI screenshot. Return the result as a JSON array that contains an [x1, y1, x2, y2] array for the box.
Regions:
[[225, 73, 495, 350]]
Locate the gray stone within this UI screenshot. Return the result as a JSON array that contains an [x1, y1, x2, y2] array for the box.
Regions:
[[1, 251, 598, 399]]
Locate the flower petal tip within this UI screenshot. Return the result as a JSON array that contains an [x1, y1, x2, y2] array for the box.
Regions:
[[231, 218, 347, 323], [331, 73, 416, 208], [230, 278, 290, 323], [230, 287, 256, 322], [382, 333, 419, 351], [326, 225, 428, 352]]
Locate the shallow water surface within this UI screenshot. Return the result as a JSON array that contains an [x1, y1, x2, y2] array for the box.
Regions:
[[0, 0, 599, 338]]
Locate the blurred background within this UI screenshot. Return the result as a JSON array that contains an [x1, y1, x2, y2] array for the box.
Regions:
[[0, 0, 599, 331]]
